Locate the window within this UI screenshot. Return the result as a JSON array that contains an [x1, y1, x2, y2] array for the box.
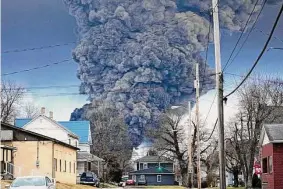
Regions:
[[54, 158, 57, 171], [64, 161, 67, 172], [269, 156, 273, 173], [76, 141, 78, 147], [69, 162, 71, 173], [143, 163, 148, 169], [140, 175, 145, 182], [68, 139, 71, 145], [88, 162, 91, 171], [262, 158, 268, 173], [59, 160, 62, 172], [157, 175, 162, 182], [262, 156, 273, 173]]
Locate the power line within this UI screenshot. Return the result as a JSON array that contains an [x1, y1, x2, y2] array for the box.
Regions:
[[2, 42, 76, 54], [224, 3, 283, 99], [222, 0, 261, 71], [203, 119, 218, 143], [2, 58, 73, 76], [203, 92, 217, 126], [255, 27, 283, 43], [223, 0, 268, 71]]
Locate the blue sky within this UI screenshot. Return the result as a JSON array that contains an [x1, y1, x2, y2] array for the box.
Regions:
[[2, 0, 283, 122]]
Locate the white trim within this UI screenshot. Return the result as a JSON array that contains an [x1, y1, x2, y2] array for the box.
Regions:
[[157, 175, 161, 182]]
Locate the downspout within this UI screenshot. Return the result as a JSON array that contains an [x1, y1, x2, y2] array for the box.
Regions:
[[52, 142, 55, 178]]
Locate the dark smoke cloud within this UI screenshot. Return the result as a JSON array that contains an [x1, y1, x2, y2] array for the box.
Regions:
[[64, 0, 277, 146]]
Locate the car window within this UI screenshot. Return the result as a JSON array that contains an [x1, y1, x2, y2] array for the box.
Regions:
[[11, 177, 45, 187], [81, 173, 86, 177], [86, 172, 93, 177]]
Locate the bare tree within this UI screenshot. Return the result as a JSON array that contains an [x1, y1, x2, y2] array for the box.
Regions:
[[21, 102, 40, 118], [148, 108, 215, 186], [1, 81, 25, 123], [86, 101, 133, 182], [226, 76, 283, 188]]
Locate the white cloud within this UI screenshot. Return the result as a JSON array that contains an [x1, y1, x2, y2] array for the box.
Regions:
[[21, 89, 88, 121]]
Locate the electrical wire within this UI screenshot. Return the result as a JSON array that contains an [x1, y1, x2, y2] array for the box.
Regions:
[[203, 92, 217, 126], [2, 42, 76, 54], [223, 0, 268, 71], [203, 118, 218, 143], [255, 27, 283, 44], [1, 58, 73, 76], [222, 0, 261, 71], [224, 3, 283, 99]]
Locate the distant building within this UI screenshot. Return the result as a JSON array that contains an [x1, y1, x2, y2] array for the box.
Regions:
[[1, 122, 79, 184], [15, 107, 104, 180], [259, 124, 283, 189], [129, 155, 175, 185]]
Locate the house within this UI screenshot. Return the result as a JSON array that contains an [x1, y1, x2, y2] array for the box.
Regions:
[[259, 124, 283, 189], [129, 155, 175, 185], [1, 122, 79, 184], [1, 144, 16, 179], [15, 107, 104, 179]]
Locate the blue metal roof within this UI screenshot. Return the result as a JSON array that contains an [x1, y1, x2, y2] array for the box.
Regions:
[[58, 121, 90, 143], [15, 118, 32, 127], [15, 118, 90, 143]]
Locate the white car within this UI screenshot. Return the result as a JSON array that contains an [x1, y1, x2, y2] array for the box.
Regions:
[[5, 176, 56, 189]]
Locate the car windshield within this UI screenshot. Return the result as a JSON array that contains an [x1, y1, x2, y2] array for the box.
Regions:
[[86, 172, 93, 177], [11, 177, 45, 187]]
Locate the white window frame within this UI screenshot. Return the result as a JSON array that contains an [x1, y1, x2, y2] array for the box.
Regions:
[[157, 175, 162, 182], [143, 163, 148, 169]]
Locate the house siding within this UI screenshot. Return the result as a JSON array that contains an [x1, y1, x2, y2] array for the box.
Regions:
[[23, 116, 78, 147], [144, 174, 174, 185], [273, 144, 283, 189], [261, 143, 274, 189], [2, 141, 77, 184]]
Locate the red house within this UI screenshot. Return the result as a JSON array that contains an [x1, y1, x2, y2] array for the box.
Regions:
[[259, 124, 283, 189]]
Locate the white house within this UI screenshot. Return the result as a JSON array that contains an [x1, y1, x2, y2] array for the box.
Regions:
[[18, 109, 79, 147], [15, 107, 104, 180]]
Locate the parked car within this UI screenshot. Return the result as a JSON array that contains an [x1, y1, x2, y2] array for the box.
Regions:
[[5, 176, 55, 189], [80, 171, 100, 187], [126, 179, 135, 185], [118, 176, 128, 187]]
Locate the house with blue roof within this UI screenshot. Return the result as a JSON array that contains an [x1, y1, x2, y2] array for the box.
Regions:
[[15, 107, 104, 179]]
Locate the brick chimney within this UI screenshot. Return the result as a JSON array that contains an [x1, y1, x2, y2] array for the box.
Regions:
[[49, 111, 53, 119], [41, 107, 45, 115]]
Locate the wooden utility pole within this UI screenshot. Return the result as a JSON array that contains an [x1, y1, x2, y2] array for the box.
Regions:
[[194, 63, 201, 189], [212, 0, 226, 188], [187, 101, 193, 188]]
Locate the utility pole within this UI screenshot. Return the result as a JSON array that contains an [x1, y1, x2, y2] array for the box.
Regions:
[[187, 101, 193, 189], [212, 0, 226, 188], [194, 63, 201, 189]]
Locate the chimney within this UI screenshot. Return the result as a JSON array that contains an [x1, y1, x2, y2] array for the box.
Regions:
[[49, 111, 53, 119], [41, 107, 45, 115]]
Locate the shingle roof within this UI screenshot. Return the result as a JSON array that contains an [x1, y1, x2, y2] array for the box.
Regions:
[[59, 121, 90, 143], [78, 151, 104, 162], [15, 118, 90, 143], [15, 118, 32, 127], [129, 167, 174, 175], [135, 156, 173, 163], [264, 124, 283, 142]]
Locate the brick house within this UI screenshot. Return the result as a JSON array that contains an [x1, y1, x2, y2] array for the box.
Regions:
[[259, 124, 283, 189]]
